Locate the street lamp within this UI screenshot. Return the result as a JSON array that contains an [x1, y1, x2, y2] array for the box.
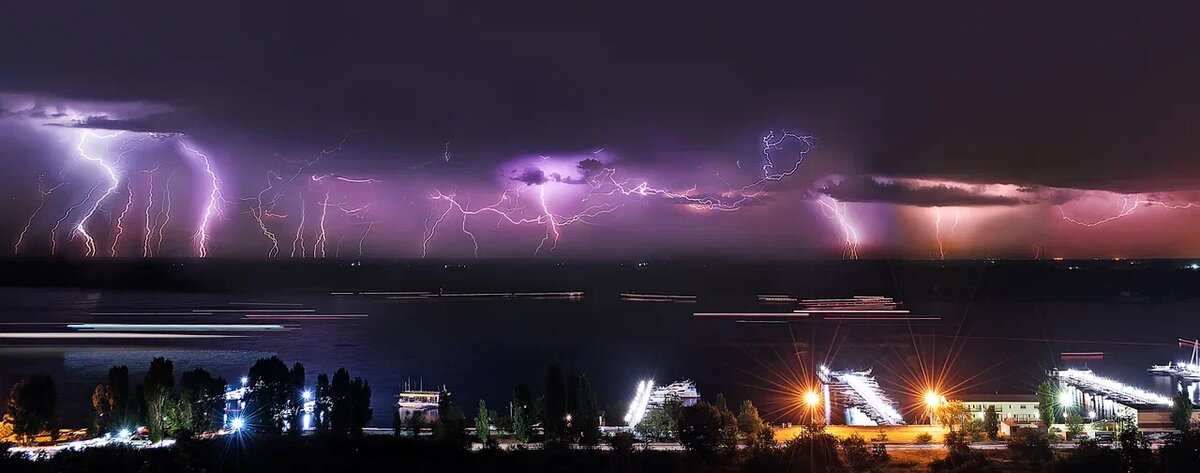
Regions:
[[924, 391, 944, 426], [240, 376, 249, 386], [924, 391, 943, 408], [231, 417, 245, 431], [804, 390, 821, 408], [302, 390, 312, 400]]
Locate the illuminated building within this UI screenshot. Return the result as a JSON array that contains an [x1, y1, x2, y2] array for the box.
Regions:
[[817, 367, 905, 426]]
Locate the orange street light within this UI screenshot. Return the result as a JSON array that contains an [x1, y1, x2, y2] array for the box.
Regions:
[[804, 390, 821, 407]]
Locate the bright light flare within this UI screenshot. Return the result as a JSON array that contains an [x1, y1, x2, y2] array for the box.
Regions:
[[803, 390, 820, 407]]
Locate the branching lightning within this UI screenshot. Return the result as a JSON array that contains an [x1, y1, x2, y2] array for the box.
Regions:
[[421, 131, 819, 256], [13, 176, 66, 254], [70, 130, 125, 257], [1058, 196, 1200, 227], [177, 139, 228, 257], [816, 196, 860, 260]]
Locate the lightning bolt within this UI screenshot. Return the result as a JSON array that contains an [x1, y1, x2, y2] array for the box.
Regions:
[[420, 131, 815, 257], [314, 190, 331, 257], [534, 185, 560, 255], [109, 181, 135, 257], [154, 170, 175, 256], [243, 134, 368, 257], [1057, 194, 1200, 228], [291, 191, 307, 258], [141, 168, 158, 257], [816, 196, 860, 260], [934, 207, 944, 260], [70, 130, 125, 257], [177, 139, 227, 257], [358, 222, 374, 258], [14, 176, 67, 254]]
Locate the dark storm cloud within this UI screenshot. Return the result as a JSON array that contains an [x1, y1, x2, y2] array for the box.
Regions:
[[819, 176, 1028, 207], [576, 159, 606, 176], [0, 92, 176, 132], [510, 168, 549, 185], [57, 114, 182, 133]]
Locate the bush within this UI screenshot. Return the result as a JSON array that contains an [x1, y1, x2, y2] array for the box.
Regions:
[[930, 447, 993, 473], [841, 434, 890, 471], [914, 432, 933, 445], [1055, 439, 1122, 473], [1006, 428, 1052, 464], [1159, 431, 1200, 472]]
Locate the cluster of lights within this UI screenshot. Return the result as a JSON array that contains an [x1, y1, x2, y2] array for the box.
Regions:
[[1056, 369, 1172, 406], [840, 372, 904, 424], [623, 379, 655, 426]]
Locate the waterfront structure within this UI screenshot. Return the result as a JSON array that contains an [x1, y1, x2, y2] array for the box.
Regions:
[[817, 366, 905, 426]]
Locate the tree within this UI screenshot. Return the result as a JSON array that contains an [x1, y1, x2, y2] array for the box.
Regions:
[[1066, 411, 1085, 440], [288, 362, 306, 435], [1117, 415, 1153, 472], [636, 399, 682, 441], [566, 373, 581, 441], [678, 402, 724, 457], [575, 374, 601, 446], [713, 394, 738, 453], [737, 399, 767, 442], [1036, 380, 1056, 427], [179, 368, 225, 434], [349, 376, 372, 437], [475, 400, 491, 443], [543, 362, 567, 443], [5, 376, 57, 445], [314, 373, 331, 433], [143, 357, 175, 442], [983, 405, 1000, 440], [89, 384, 115, 435], [934, 401, 972, 433], [435, 389, 467, 446], [107, 366, 132, 429], [247, 356, 291, 432], [511, 382, 534, 442], [1173, 389, 1194, 432], [330, 368, 352, 436]]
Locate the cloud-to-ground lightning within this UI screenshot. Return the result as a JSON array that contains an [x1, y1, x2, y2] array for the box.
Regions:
[[13, 176, 66, 253], [108, 181, 135, 256], [153, 170, 175, 256], [177, 139, 228, 257], [817, 196, 860, 260], [934, 207, 944, 260], [70, 130, 125, 257]]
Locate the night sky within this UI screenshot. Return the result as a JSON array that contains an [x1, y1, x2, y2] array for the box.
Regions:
[[3, 2, 1200, 259]]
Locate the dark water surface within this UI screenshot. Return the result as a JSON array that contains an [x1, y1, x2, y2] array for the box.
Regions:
[[0, 259, 1197, 426]]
